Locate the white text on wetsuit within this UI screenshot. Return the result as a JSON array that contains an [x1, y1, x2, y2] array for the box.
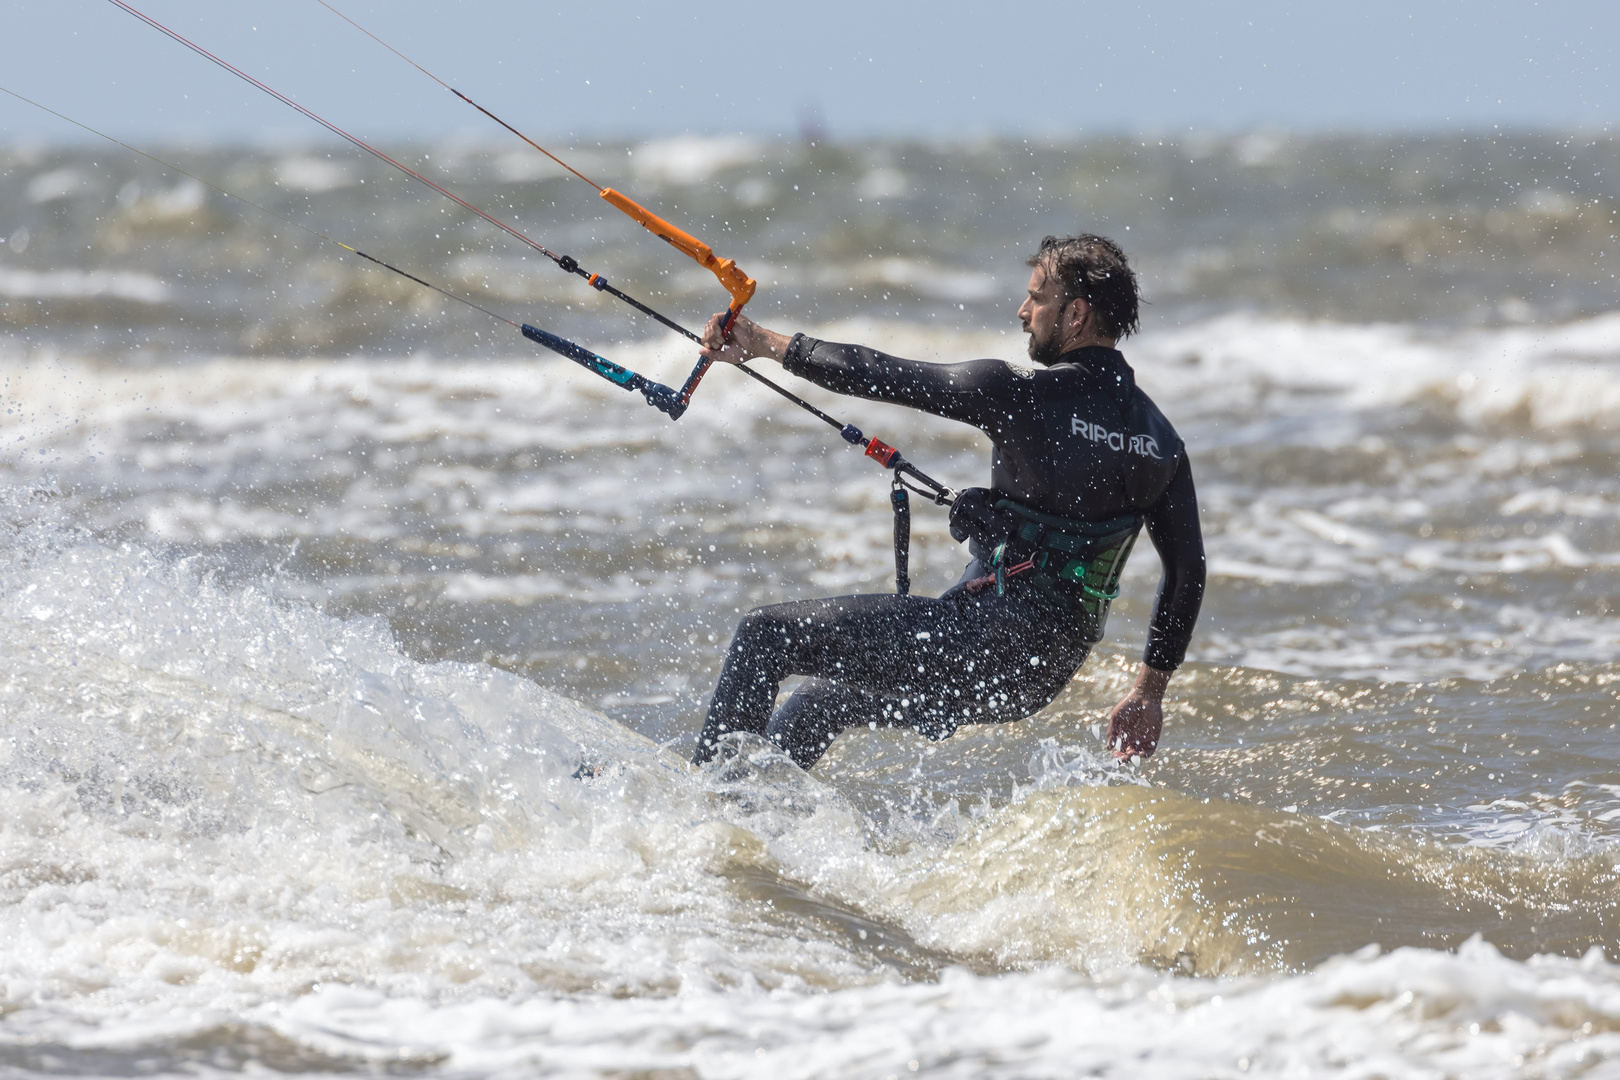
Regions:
[[1071, 416, 1162, 459]]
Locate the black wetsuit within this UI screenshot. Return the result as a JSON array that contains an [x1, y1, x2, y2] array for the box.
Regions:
[[693, 336, 1205, 769]]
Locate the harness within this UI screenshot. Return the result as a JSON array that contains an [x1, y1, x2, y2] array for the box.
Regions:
[[949, 490, 1142, 639]]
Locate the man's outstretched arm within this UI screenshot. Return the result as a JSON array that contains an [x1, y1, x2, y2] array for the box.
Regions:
[[700, 313, 1017, 433], [1107, 455, 1205, 758]]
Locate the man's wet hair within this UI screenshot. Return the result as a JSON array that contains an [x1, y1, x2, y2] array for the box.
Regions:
[[1028, 234, 1140, 340]]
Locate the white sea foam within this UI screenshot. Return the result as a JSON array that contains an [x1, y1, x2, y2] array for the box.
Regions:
[[861, 257, 1001, 303], [240, 940, 1620, 1078], [1132, 310, 1620, 428], [0, 268, 170, 303], [1, 469, 1617, 1075], [493, 148, 568, 184], [630, 135, 760, 185], [0, 523, 869, 1009], [25, 166, 87, 204], [274, 156, 357, 193], [857, 166, 909, 201], [5, 309, 1620, 686], [9, 311, 1616, 460], [116, 178, 207, 223]]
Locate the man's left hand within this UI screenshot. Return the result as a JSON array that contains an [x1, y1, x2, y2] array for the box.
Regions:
[[1106, 663, 1172, 758]]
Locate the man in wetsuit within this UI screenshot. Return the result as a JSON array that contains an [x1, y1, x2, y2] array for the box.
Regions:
[[691, 234, 1204, 770]]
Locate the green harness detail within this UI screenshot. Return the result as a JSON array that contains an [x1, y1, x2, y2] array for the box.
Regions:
[[972, 498, 1143, 641]]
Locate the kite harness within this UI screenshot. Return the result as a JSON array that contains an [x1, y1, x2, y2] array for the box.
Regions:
[[949, 489, 1142, 638]]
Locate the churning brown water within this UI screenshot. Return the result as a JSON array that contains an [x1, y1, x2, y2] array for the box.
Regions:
[[3, 132, 1620, 1076]]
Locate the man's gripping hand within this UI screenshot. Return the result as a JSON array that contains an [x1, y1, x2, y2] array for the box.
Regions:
[[1107, 663, 1171, 759], [700, 312, 791, 366]]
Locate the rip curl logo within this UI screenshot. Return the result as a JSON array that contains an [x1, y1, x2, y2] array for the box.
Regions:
[[1070, 417, 1162, 459]]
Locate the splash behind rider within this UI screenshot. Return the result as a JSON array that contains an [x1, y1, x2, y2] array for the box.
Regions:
[[691, 235, 1205, 769]]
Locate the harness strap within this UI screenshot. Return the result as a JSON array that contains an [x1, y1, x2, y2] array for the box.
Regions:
[[891, 478, 912, 596], [1006, 508, 1140, 549]]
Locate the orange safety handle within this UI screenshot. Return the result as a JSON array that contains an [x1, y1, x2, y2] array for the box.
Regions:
[[599, 188, 757, 313]]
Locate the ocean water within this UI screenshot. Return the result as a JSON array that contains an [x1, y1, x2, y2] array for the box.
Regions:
[[2, 128, 1620, 1077]]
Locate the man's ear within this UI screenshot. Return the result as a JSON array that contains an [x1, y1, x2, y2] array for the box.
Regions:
[[1065, 296, 1092, 337]]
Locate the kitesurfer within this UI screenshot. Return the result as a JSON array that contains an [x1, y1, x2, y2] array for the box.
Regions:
[[691, 234, 1204, 769]]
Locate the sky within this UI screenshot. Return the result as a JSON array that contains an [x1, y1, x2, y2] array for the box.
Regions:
[[2, 0, 1617, 144]]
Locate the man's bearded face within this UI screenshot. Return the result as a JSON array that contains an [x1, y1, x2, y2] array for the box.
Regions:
[[1018, 264, 1079, 366]]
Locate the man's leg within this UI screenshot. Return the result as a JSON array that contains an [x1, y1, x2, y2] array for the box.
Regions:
[[764, 679, 895, 769], [693, 588, 1087, 765], [767, 628, 1090, 770], [694, 592, 940, 763]]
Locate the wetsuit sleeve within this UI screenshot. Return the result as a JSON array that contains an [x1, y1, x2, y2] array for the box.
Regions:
[[1141, 454, 1205, 672], [781, 334, 1022, 437]]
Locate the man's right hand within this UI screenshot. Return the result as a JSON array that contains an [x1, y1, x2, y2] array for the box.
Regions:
[[700, 312, 791, 366]]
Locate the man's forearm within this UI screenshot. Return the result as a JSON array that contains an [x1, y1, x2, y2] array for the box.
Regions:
[[1141, 458, 1205, 670], [733, 319, 792, 361]]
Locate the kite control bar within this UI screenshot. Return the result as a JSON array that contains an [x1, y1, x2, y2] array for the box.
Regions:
[[522, 324, 688, 420]]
